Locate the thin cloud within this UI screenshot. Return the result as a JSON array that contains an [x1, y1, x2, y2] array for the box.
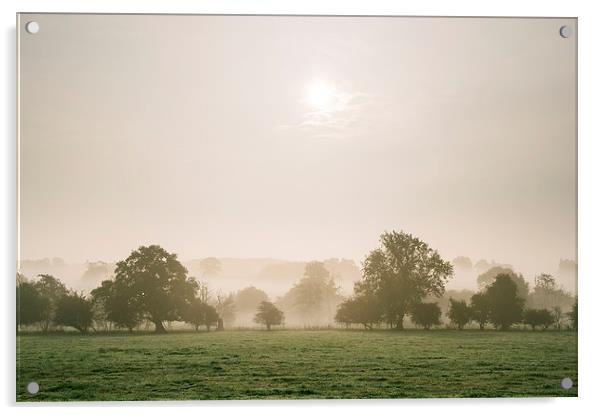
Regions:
[[278, 90, 374, 139]]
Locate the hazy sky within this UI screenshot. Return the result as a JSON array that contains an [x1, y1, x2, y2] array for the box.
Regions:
[[19, 14, 576, 277]]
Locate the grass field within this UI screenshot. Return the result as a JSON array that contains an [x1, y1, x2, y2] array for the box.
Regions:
[[16, 330, 577, 401]]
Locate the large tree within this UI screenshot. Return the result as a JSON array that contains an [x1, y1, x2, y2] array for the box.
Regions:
[[358, 230, 453, 329], [33, 274, 68, 332], [16, 279, 46, 330], [485, 274, 525, 330], [113, 245, 198, 333]]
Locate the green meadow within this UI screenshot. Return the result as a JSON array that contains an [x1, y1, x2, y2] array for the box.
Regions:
[[16, 330, 577, 401]]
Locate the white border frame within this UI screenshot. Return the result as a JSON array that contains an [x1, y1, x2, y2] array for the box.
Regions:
[[3, 1, 601, 414]]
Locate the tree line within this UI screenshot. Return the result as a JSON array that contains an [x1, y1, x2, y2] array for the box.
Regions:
[[334, 231, 577, 331], [16, 245, 285, 333], [17, 230, 577, 333]]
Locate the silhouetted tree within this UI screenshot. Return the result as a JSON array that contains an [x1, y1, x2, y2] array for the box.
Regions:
[[281, 261, 341, 326], [485, 274, 524, 330], [254, 301, 284, 330], [33, 274, 68, 332], [183, 298, 219, 331], [448, 299, 471, 329], [335, 294, 382, 329], [54, 292, 94, 332], [113, 245, 198, 333], [357, 230, 453, 329], [16, 279, 46, 330], [90, 279, 116, 331], [477, 267, 529, 299], [92, 278, 142, 331], [334, 299, 354, 328], [523, 308, 554, 331], [105, 288, 142, 332], [410, 302, 442, 330], [469, 292, 490, 330]]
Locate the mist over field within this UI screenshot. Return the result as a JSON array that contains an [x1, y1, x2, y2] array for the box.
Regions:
[[17, 250, 577, 331], [17, 254, 577, 297]]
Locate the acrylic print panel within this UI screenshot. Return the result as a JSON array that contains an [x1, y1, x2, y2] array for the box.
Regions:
[[16, 14, 577, 401]]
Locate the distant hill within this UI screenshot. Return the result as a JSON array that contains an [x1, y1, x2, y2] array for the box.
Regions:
[[18, 256, 362, 297]]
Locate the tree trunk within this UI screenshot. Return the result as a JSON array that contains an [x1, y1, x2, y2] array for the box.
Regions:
[[154, 320, 166, 333], [395, 317, 405, 330], [479, 322, 485, 330], [266, 324, 271, 331]]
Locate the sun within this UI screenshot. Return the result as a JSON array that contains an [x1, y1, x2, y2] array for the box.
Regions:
[[306, 80, 336, 111]]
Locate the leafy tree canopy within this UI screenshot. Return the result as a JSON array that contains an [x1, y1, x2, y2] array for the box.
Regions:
[[254, 301, 284, 330], [477, 267, 529, 299], [469, 292, 490, 330], [357, 230, 453, 329], [523, 308, 554, 330], [54, 292, 94, 332], [113, 245, 198, 333], [183, 298, 219, 331], [411, 302, 442, 330], [448, 298, 471, 329], [335, 294, 382, 329], [16, 280, 47, 328], [485, 274, 525, 330]]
